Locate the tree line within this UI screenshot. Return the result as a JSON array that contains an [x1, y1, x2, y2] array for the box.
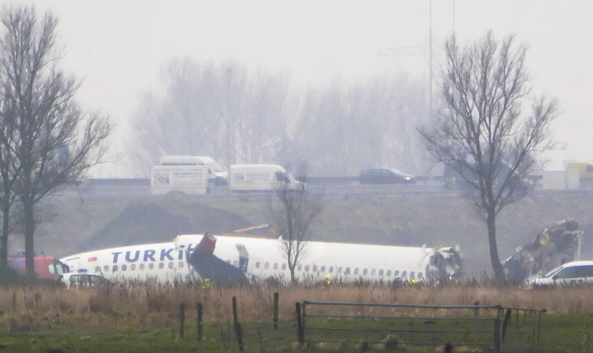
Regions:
[[127, 60, 430, 177]]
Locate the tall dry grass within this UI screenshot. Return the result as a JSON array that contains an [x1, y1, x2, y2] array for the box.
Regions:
[[0, 282, 590, 332]]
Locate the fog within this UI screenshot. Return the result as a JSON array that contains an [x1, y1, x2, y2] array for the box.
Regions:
[[5, 0, 593, 177]]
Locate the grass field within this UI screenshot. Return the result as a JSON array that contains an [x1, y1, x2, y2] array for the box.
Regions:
[[0, 281, 592, 352]]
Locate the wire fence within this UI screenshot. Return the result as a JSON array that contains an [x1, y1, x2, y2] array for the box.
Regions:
[[299, 301, 545, 352]]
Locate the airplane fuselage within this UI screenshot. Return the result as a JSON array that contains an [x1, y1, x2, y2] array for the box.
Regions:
[[60, 234, 462, 284]]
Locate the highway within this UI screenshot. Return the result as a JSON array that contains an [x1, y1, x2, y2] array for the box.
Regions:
[[46, 176, 563, 201]]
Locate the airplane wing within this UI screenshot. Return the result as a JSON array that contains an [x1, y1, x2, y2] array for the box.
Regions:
[[187, 233, 249, 285]]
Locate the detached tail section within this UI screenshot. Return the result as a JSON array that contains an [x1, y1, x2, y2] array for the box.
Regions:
[[188, 233, 248, 285]]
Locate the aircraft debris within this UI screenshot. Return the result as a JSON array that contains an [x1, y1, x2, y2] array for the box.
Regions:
[[503, 218, 583, 283]]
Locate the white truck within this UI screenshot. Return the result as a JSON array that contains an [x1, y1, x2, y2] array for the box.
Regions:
[[159, 156, 228, 186], [151, 165, 209, 195], [229, 164, 304, 193]]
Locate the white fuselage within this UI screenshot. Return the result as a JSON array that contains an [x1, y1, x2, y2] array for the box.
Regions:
[[59, 234, 449, 284]]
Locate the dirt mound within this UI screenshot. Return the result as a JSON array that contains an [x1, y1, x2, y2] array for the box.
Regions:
[[78, 198, 251, 252]]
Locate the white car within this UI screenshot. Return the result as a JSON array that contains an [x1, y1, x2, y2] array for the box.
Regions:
[[523, 261, 593, 287], [59, 273, 110, 289]]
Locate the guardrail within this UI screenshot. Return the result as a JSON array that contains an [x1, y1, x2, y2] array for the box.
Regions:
[[45, 176, 584, 201]]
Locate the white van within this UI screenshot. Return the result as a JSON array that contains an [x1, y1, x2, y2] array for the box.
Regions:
[[229, 164, 304, 193], [159, 156, 228, 186], [523, 261, 593, 286]]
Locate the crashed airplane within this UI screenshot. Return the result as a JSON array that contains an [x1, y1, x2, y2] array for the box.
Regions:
[[59, 233, 463, 285], [503, 219, 583, 283]]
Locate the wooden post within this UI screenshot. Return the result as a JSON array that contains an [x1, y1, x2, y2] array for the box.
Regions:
[[233, 296, 244, 353], [493, 307, 502, 353], [273, 292, 279, 330], [179, 303, 186, 339], [196, 302, 203, 341], [295, 302, 304, 345]]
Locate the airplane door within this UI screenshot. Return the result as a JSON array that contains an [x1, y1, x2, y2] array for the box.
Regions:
[[235, 244, 249, 272], [63, 257, 80, 273]]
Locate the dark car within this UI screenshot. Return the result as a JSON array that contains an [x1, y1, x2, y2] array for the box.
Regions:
[[59, 273, 111, 289], [359, 168, 416, 185]]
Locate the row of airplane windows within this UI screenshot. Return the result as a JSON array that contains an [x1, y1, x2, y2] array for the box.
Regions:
[[93, 260, 424, 281], [95, 261, 185, 273], [250, 260, 425, 280]]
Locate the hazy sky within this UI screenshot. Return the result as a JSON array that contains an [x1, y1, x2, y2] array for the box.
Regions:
[[7, 1, 593, 176]]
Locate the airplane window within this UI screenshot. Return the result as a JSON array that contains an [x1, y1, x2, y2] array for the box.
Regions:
[[281, 264, 286, 270], [418, 272, 423, 279], [168, 262, 174, 269], [149, 263, 154, 270], [345, 267, 350, 275], [255, 262, 261, 269], [122, 264, 127, 271], [313, 265, 318, 272], [274, 263, 279, 270], [386, 270, 392, 277], [379, 269, 384, 276], [354, 268, 359, 275], [179, 262, 184, 268], [410, 272, 415, 278], [363, 269, 368, 275], [371, 269, 376, 276], [402, 271, 407, 279], [264, 263, 270, 269], [394, 270, 400, 277], [337, 267, 342, 274], [159, 263, 164, 269], [130, 264, 135, 271], [104, 265, 109, 272], [329, 266, 334, 273], [95, 266, 101, 273], [305, 265, 310, 272], [140, 264, 145, 270], [320, 266, 326, 272]]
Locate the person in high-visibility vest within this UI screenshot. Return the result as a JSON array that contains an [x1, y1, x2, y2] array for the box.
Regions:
[[201, 278, 212, 289]]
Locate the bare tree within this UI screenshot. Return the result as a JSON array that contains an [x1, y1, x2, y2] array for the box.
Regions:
[[268, 164, 321, 282], [0, 6, 111, 277], [419, 32, 558, 281]]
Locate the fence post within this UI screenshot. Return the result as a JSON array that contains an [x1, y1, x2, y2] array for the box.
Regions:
[[295, 302, 304, 345], [233, 296, 244, 353], [493, 306, 502, 353], [273, 292, 279, 330], [502, 309, 512, 342], [179, 303, 186, 339], [196, 302, 203, 341]]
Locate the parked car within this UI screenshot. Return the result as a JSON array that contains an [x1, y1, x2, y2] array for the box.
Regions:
[[359, 168, 416, 185], [59, 273, 111, 289], [523, 261, 593, 287]]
